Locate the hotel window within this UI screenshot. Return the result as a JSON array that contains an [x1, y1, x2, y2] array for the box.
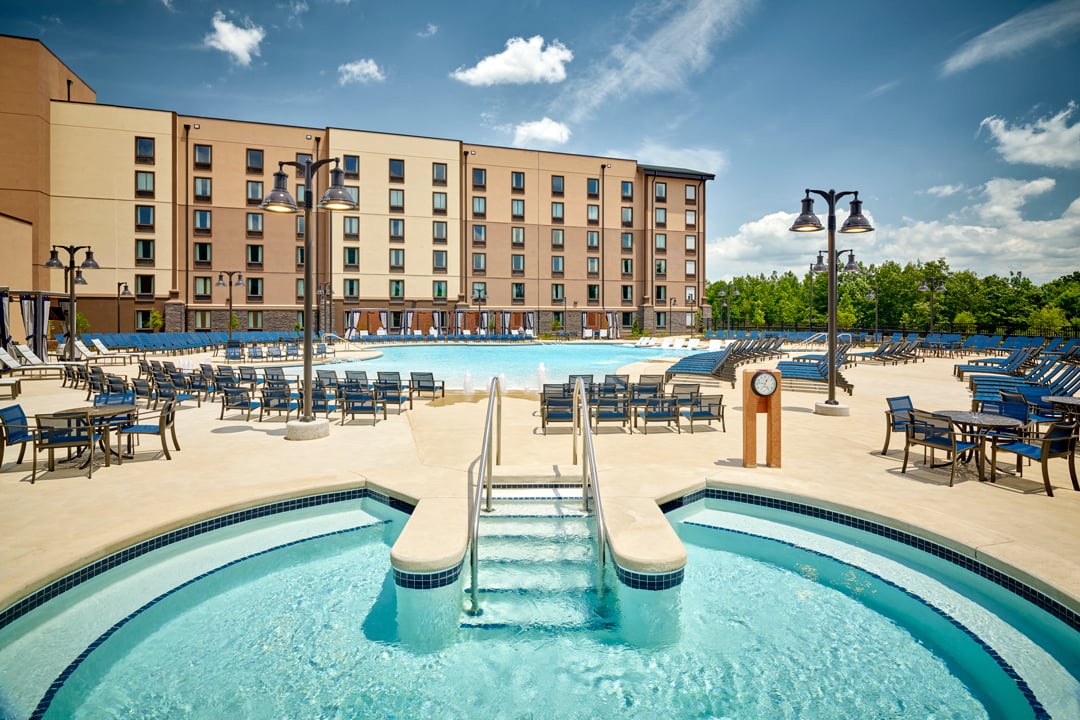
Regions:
[[297, 311, 305, 329], [295, 153, 312, 176], [552, 256, 564, 274], [511, 199, 525, 220], [246, 213, 263, 237], [433, 280, 447, 299], [621, 232, 633, 250], [587, 230, 599, 249], [685, 209, 697, 227], [247, 311, 263, 330], [246, 277, 264, 302], [193, 177, 211, 202], [136, 239, 155, 265], [433, 220, 447, 242], [432, 162, 447, 185], [246, 244, 263, 268], [194, 144, 212, 170], [685, 260, 697, 276], [193, 209, 211, 234], [551, 229, 564, 247], [656, 233, 667, 251], [343, 216, 359, 239], [135, 136, 155, 164], [472, 168, 486, 189], [587, 177, 599, 197], [622, 311, 634, 328], [345, 186, 359, 205], [685, 184, 697, 202], [389, 218, 405, 241], [389, 279, 404, 298], [343, 246, 359, 269], [194, 242, 212, 265], [621, 259, 633, 276], [343, 154, 359, 178], [656, 285, 667, 302], [389, 248, 405, 270], [551, 175, 564, 195], [343, 279, 359, 299], [512, 283, 525, 300], [135, 274, 155, 299], [655, 208, 666, 227], [136, 205, 155, 231], [587, 284, 600, 302], [473, 253, 486, 271], [551, 283, 564, 301], [587, 205, 599, 224], [136, 310, 153, 329], [296, 279, 305, 301], [433, 192, 447, 215], [389, 189, 405, 212], [511, 254, 525, 274], [246, 148, 263, 173], [587, 257, 599, 274], [297, 184, 307, 205], [246, 180, 263, 205], [511, 171, 525, 191], [656, 311, 667, 329], [194, 310, 211, 329], [135, 171, 154, 198], [472, 225, 486, 244], [511, 226, 525, 246], [685, 235, 696, 251], [686, 287, 697, 304], [473, 196, 486, 217], [389, 158, 405, 182], [621, 207, 633, 226], [551, 202, 564, 222], [433, 250, 447, 271], [655, 182, 667, 202], [296, 246, 305, 267], [296, 215, 305, 239], [621, 285, 633, 302], [655, 259, 667, 276], [473, 282, 487, 300], [621, 181, 633, 200]]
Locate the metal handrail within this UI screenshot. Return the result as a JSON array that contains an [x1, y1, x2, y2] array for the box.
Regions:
[[572, 379, 607, 573], [467, 376, 502, 616]]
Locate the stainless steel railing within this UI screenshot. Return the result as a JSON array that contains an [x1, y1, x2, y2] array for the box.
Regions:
[[572, 379, 607, 573], [467, 376, 502, 616]]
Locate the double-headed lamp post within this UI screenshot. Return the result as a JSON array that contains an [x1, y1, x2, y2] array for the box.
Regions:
[[262, 157, 357, 435], [44, 245, 99, 360], [790, 189, 873, 410], [116, 282, 131, 333], [866, 289, 879, 339], [718, 281, 739, 337], [918, 277, 945, 333], [216, 271, 243, 341]]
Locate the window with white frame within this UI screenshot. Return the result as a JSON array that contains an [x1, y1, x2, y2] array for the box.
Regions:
[[433, 280, 447, 298], [685, 260, 697, 276], [389, 248, 405, 269], [655, 182, 666, 201], [656, 233, 667, 251], [587, 257, 599, 274], [551, 202, 564, 221], [552, 256, 564, 274], [512, 254, 525, 273], [621, 207, 633, 225], [587, 230, 599, 248], [473, 225, 486, 244], [343, 279, 359, 298], [433, 221, 447, 242], [473, 253, 486, 271], [686, 209, 697, 226], [343, 216, 359, 238], [511, 227, 525, 245], [343, 246, 359, 268], [551, 229, 564, 247]]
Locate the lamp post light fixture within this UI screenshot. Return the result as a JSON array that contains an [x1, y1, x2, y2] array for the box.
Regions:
[[262, 157, 358, 434], [44, 245, 98, 360], [116, 282, 131, 333], [866, 289, 879, 339], [718, 281, 739, 338], [215, 271, 244, 341], [918, 277, 946, 333], [790, 189, 873, 411]]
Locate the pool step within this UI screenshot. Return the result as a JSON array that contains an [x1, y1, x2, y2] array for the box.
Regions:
[[476, 560, 595, 592], [479, 535, 596, 563], [478, 516, 592, 540], [461, 589, 611, 631]]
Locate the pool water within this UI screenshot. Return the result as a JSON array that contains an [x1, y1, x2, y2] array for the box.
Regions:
[[9, 497, 1076, 719]]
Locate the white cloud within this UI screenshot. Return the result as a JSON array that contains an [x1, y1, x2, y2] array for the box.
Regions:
[[980, 102, 1080, 169], [161, 0, 174, 10], [560, 0, 755, 123], [621, 139, 728, 178], [417, 22, 438, 38], [512, 118, 571, 147], [942, 0, 1080, 76], [976, 177, 1056, 225], [203, 11, 265, 67], [451, 36, 573, 86], [286, 0, 309, 27], [866, 79, 901, 98], [338, 58, 385, 85], [921, 183, 967, 198]]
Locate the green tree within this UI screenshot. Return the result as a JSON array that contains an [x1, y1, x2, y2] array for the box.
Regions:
[[75, 312, 90, 335], [148, 310, 164, 332]]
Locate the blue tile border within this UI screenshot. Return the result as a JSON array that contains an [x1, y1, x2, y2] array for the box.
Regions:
[[613, 564, 684, 591], [0, 487, 413, 633], [393, 558, 464, 589], [661, 488, 1080, 635]]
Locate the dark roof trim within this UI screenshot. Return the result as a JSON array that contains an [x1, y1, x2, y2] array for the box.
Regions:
[[638, 163, 716, 181]]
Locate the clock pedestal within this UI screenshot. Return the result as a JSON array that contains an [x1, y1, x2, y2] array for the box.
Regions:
[[742, 369, 781, 468]]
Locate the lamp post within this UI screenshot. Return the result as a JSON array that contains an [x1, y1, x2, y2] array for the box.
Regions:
[[718, 281, 739, 338], [918, 277, 945, 333], [116, 282, 131, 333], [317, 282, 332, 336], [688, 296, 697, 334], [600, 162, 611, 310], [668, 297, 676, 336], [790, 189, 873, 410], [262, 157, 358, 432], [215, 271, 243, 341], [44, 245, 98, 360], [866, 289, 879, 339]]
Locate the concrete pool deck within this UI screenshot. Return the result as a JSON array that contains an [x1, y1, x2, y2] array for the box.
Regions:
[[1, 344, 1079, 618]]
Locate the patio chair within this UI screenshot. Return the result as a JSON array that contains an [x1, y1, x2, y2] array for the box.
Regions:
[[540, 383, 575, 434], [0, 404, 35, 468], [236, 366, 263, 391], [285, 344, 300, 360], [410, 372, 445, 400], [316, 369, 339, 391], [989, 421, 1078, 497], [116, 400, 180, 461], [131, 377, 157, 407], [881, 396, 914, 455], [634, 394, 680, 434], [305, 387, 339, 419], [344, 370, 371, 387], [901, 409, 978, 487], [32, 410, 106, 482], [259, 383, 298, 421], [220, 386, 260, 421], [680, 393, 726, 433], [374, 372, 412, 413], [591, 392, 629, 432], [339, 382, 384, 425]]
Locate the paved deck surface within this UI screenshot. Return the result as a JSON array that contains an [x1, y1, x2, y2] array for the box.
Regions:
[[2, 344, 1078, 616]]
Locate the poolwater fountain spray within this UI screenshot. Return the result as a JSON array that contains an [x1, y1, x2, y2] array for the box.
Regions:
[[463, 370, 473, 394]]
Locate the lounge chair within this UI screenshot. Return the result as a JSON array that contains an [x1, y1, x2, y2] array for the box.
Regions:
[[92, 338, 144, 362], [989, 421, 1078, 497], [409, 372, 445, 399], [0, 347, 65, 380], [72, 339, 125, 365], [901, 410, 978, 487]]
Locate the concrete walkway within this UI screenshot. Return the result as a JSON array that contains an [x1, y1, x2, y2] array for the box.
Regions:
[[1, 346, 1078, 616]]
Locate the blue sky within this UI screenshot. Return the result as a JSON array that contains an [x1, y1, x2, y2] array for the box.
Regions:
[[6, 0, 1080, 283]]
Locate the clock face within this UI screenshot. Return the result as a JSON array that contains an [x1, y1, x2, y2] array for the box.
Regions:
[[751, 371, 777, 396]]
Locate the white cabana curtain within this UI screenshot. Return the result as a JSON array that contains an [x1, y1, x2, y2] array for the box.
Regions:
[[455, 310, 464, 334], [525, 312, 534, 331], [20, 295, 50, 359], [378, 310, 388, 331], [501, 310, 511, 333], [0, 290, 9, 351], [345, 310, 361, 340], [432, 311, 441, 333], [405, 310, 414, 333], [581, 311, 587, 338], [607, 311, 618, 339], [479, 310, 489, 333]]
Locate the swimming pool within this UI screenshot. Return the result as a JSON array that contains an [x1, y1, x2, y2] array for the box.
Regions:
[[310, 342, 682, 390], [2, 492, 1077, 719]]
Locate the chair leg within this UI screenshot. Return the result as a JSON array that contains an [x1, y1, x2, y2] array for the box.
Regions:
[[1041, 461, 1055, 497], [901, 443, 910, 474], [169, 425, 180, 452], [1069, 451, 1079, 491], [882, 419, 891, 455], [160, 431, 171, 460]]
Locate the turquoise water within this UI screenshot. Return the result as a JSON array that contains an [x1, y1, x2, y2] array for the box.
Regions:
[[8, 498, 1077, 719], [309, 342, 681, 390]]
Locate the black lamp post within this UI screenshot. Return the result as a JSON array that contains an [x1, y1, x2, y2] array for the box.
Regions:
[[473, 290, 487, 334], [668, 297, 676, 336], [216, 271, 243, 341], [317, 282, 332, 336], [918, 277, 946, 333], [262, 157, 357, 427], [116, 282, 131, 333], [44, 245, 98, 360], [790, 189, 873, 407], [718, 281, 738, 338], [866, 289, 879, 339]]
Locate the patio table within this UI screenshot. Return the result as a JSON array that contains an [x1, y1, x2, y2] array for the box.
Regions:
[[934, 410, 1023, 481]]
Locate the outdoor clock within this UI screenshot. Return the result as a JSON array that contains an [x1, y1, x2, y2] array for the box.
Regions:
[[751, 370, 778, 397]]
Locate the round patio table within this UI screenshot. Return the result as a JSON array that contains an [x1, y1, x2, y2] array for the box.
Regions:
[[933, 410, 1023, 480], [1043, 396, 1080, 420]]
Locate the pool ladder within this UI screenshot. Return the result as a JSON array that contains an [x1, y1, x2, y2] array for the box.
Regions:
[[467, 377, 607, 616]]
